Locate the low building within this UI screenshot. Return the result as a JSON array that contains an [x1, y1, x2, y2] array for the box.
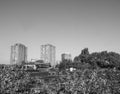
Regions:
[[22, 60, 51, 71], [61, 53, 72, 61]]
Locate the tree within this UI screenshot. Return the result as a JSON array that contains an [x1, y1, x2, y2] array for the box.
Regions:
[[74, 48, 89, 63]]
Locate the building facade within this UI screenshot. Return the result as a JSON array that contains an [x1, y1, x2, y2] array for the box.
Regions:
[[61, 53, 72, 61], [40, 44, 56, 66], [10, 43, 27, 64]]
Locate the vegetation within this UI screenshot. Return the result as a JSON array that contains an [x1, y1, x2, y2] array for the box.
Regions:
[[1, 48, 120, 94], [74, 48, 120, 69]]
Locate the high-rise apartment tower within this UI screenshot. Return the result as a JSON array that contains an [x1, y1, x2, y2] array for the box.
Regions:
[[10, 43, 27, 64], [40, 44, 56, 66]]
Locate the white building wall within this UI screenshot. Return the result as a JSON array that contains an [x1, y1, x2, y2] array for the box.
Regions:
[[40, 44, 56, 66], [10, 43, 27, 64]]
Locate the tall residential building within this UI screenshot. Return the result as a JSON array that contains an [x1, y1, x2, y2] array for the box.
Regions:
[[40, 44, 56, 66], [10, 43, 27, 64], [61, 53, 72, 61]]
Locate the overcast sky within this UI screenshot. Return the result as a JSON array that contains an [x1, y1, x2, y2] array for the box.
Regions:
[[0, 0, 120, 64]]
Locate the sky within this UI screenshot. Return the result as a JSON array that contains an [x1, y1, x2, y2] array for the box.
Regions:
[[0, 0, 120, 64]]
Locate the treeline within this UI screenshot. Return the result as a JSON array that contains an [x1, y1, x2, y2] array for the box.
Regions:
[[58, 48, 120, 70]]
